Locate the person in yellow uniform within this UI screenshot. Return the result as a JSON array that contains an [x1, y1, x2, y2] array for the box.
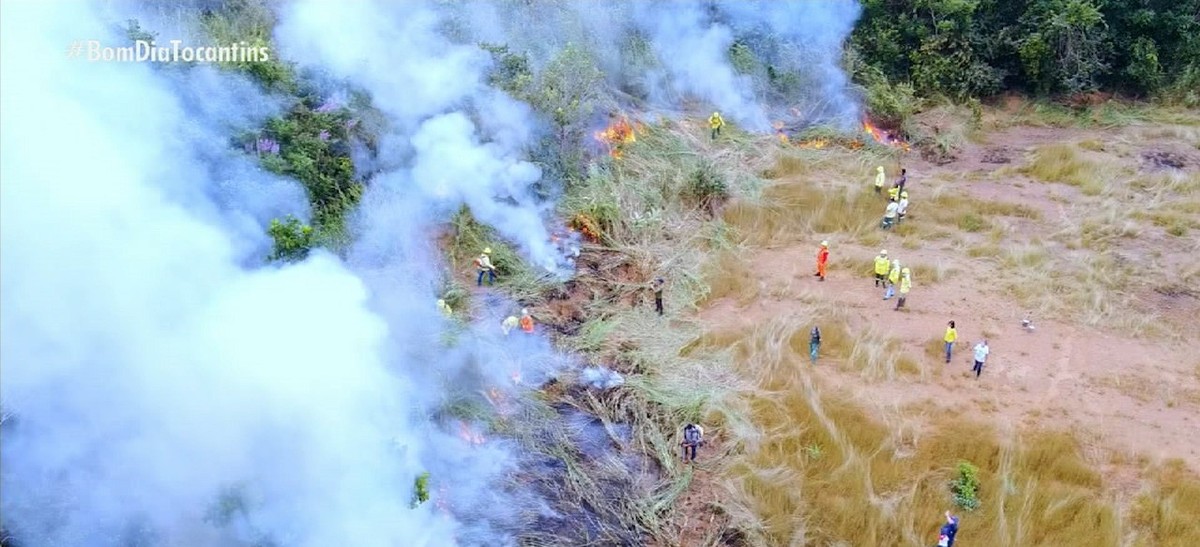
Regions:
[[943, 320, 957, 363], [437, 299, 452, 317], [873, 250, 890, 287], [708, 111, 725, 140], [874, 166, 886, 195], [895, 267, 912, 310], [884, 259, 901, 300]]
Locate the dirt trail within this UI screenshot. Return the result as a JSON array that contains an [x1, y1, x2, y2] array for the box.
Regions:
[[698, 123, 1200, 472]]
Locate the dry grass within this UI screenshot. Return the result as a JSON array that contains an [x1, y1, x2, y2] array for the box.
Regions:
[[1020, 144, 1109, 195], [722, 182, 882, 246], [1129, 460, 1200, 546], [707, 315, 1144, 546], [542, 118, 1200, 545]]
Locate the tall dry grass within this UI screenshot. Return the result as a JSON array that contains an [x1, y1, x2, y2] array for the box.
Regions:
[[538, 118, 1200, 545], [1019, 144, 1110, 195], [699, 314, 1200, 546]]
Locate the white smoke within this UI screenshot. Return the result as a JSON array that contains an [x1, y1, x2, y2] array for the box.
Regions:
[[449, 0, 863, 130], [0, 2, 459, 545], [1, 0, 865, 544]]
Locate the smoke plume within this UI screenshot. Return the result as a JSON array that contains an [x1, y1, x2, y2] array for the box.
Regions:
[[1, 0, 863, 545]]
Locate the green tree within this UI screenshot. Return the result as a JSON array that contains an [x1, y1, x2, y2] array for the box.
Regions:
[[1017, 0, 1111, 94]]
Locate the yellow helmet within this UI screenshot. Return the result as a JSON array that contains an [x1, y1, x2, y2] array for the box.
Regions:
[[437, 299, 446, 306], [877, 166, 884, 172], [880, 249, 887, 256], [483, 247, 492, 254], [712, 111, 720, 117], [902, 267, 911, 274], [901, 191, 909, 199], [820, 240, 829, 247]]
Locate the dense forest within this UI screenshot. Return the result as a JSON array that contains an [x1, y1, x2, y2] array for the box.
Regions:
[[848, 0, 1199, 103]]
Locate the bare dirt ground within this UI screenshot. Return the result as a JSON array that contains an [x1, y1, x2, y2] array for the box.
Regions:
[[699, 122, 1200, 477]]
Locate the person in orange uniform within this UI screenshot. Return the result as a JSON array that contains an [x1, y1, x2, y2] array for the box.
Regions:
[[519, 308, 534, 333], [814, 240, 830, 281]]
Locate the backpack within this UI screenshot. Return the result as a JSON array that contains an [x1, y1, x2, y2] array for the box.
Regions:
[[684, 425, 701, 444]]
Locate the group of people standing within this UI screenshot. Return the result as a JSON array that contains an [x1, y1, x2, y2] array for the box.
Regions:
[[873, 248, 912, 310], [876, 166, 910, 229]]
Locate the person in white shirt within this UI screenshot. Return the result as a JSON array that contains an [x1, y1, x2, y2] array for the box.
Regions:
[[972, 340, 990, 378], [897, 191, 909, 222], [881, 198, 899, 230]]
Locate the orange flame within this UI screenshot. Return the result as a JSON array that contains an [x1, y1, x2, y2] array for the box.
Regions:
[[797, 138, 829, 149], [594, 116, 639, 158], [773, 121, 789, 144], [457, 421, 485, 446], [862, 119, 911, 152], [569, 213, 601, 242]]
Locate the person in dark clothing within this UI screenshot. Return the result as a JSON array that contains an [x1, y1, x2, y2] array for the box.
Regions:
[[809, 326, 821, 364], [652, 278, 665, 316], [937, 511, 959, 547], [681, 423, 704, 463], [896, 168, 908, 193]]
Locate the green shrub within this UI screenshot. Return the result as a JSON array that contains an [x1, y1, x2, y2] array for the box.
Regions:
[[199, 4, 296, 93], [480, 43, 534, 96], [252, 106, 362, 232], [267, 215, 314, 262], [951, 460, 982, 511], [412, 472, 431, 508], [685, 161, 729, 213]]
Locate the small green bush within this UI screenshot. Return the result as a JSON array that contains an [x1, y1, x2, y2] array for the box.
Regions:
[[412, 472, 431, 508], [685, 161, 729, 213], [267, 215, 314, 262], [951, 460, 982, 511]]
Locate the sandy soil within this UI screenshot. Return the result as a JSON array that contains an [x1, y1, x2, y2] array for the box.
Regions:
[[696, 123, 1200, 477]]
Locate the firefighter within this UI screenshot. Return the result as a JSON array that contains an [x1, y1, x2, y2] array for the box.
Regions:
[[894, 267, 912, 310], [874, 165, 886, 195], [873, 250, 890, 287], [437, 299, 452, 317], [887, 184, 901, 202], [897, 191, 909, 222], [809, 326, 821, 364], [501, 315, 519, 336], [814, 240, 830, 281], [708, 111, 725, 140], [681, 423, 704, 463], [476, 248, 496, 286], [884, 259, 901, 300], [519, 308, 534, 334], [652, 278, 665, 316]]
